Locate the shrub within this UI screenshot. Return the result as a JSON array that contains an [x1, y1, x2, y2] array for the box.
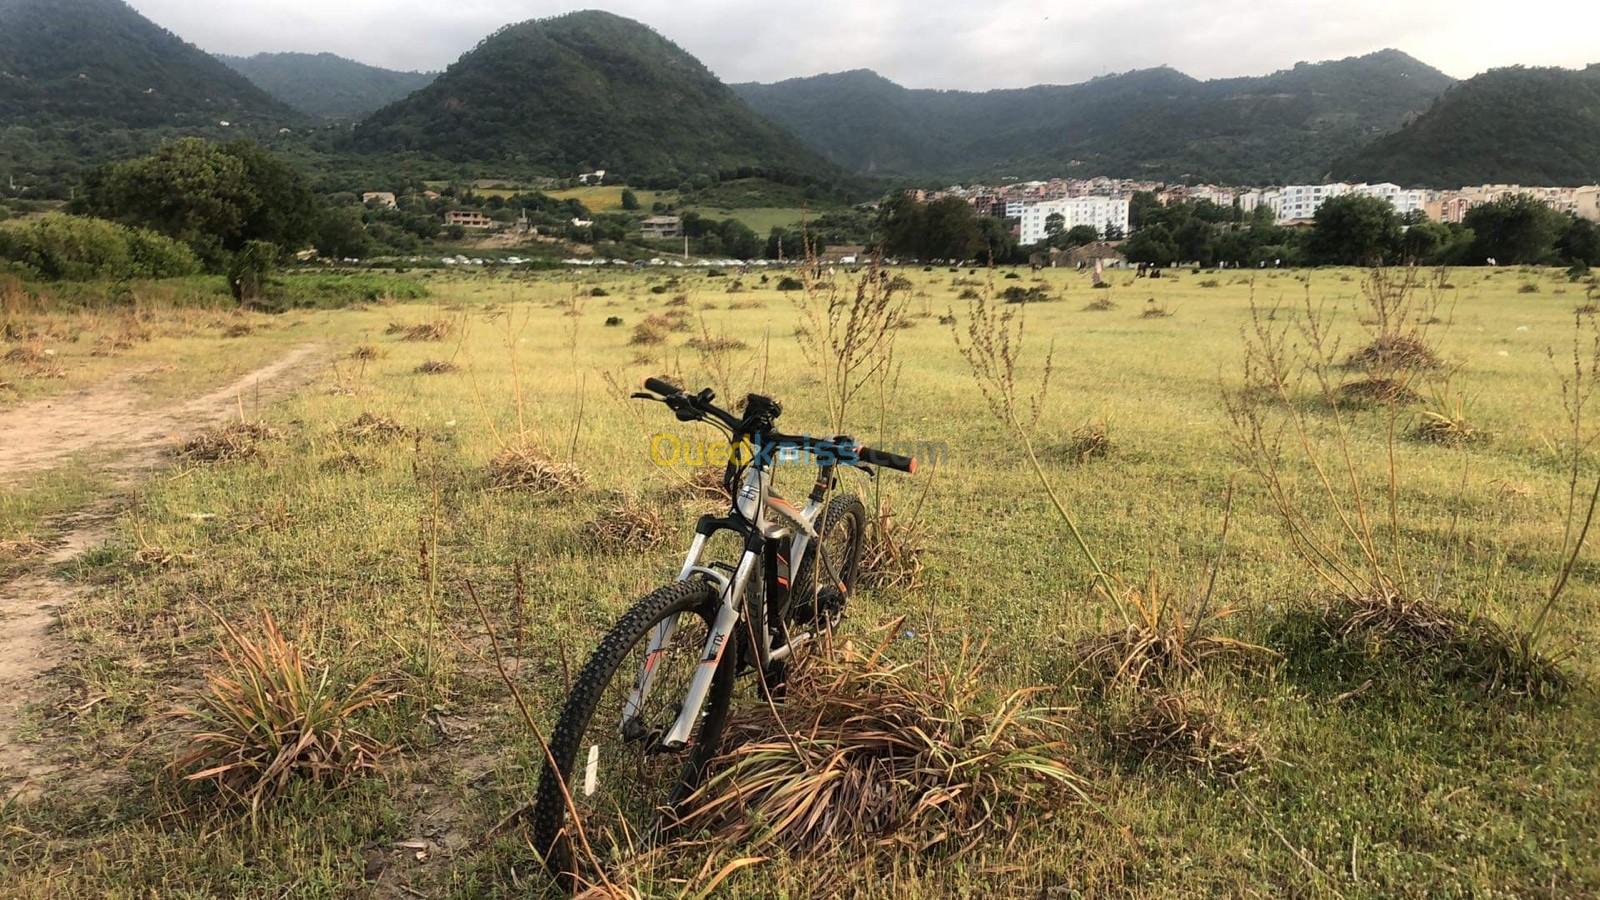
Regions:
[[0, 214, 199, 280], [776, 276, 804, 291], [170, 609, 393, 811]]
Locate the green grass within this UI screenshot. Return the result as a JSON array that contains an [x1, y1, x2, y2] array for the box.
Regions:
[[679, 205, 812, 234], [2, 264, 1598, 897]]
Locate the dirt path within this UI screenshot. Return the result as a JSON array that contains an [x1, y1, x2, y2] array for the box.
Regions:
[[0, 344, 325, 801], [0, 343, 322, 483]]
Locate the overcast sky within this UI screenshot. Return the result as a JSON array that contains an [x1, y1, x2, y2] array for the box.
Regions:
[[130, 0, 1599, 89]]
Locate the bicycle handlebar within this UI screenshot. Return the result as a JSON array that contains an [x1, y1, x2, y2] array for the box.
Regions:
[[637, 379, 918, 474]]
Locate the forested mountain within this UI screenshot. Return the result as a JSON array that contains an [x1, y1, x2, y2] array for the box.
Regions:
[[0, 0, 292, 128], [221, 52, 435, 120], [352, 11, 838, 182], [1332, 65, 1600, 187], [734, 50, 1455, 183]]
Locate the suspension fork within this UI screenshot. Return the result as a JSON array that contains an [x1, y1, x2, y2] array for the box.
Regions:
[[659, 546, 760, 749]]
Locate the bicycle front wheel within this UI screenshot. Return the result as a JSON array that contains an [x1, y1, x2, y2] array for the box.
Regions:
[[530, 579, 735, 883]]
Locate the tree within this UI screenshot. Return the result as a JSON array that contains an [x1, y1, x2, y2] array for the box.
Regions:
[[76, 139, 320, 270], [1463, 195, 1565, 265], [1123, 224, 1177, 265], [620, 189, 640, 211], [0, 214, 198, 280], [1061, 224, 1099, 248], [1044, 212, 1065, 237], [313, 208, 371, 260], [1556, 216, 1600, 267], [1307, 194, 1401, 265]]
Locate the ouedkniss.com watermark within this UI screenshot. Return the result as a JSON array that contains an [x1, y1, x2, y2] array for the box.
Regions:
[[647, 434, 947, 469]]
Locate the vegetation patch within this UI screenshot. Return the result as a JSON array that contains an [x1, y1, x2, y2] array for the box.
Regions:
[[338, 412, 412, 443], [583, 495, 667, 552], [169, 610, 394, 812], [674, 631, 1087, 856], [176, 422, 281, 462], [1342, 334, 1441, 371], [1104, 691, 1263, 777], [387, 319, 453, 342], [1055, 421, 1112, 463], [487, 442, 588, 495], [414, 359, 459, 374], [1337, 376, 1420, 406]]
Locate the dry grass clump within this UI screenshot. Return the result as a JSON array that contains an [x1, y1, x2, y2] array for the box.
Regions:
[[685, 335, 749, 352], [1083, 297, 1117, 312], [321, 451, 378, 473], [414, 359, 459, 375], [1337, 377, 1419, 406], [1105, 692, 1263, 777], [1055, 421, 1111, 463], [860, 500, 928, 591], [664, 465, 732, 505], [170, 610, 394, 812], [727, 299, 762, 310], [1072, 578, 1272, 690], [223, 323, 254, 338], [1411, 399, 1478, 445], [387, 320, 453, 342], [4, 344, 46, 365], [674, 631, 1087, 856], [1140, 299, 1173, 319], [583, 495, 667, 552], [1317, 592, 1568, 697], [348, 344, 383, 361], [176, 422, 281, 462], [339, 412, 412, 443], [1342, 334, 1441, 371], [0, 536, 53, 561], [630, 321, 666, 346], [487, 442, 588, 495]]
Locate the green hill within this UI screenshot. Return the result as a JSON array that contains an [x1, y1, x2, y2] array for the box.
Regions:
[[221, 52, 435, 121], [0, 0, 293, 129], [1333, 65, 1600, 187], [733, 50, 1455, 184], [351, 10, 838, 181]]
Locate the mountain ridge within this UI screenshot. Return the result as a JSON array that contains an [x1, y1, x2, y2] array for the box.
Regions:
[[220, 52, 436, 121], [351, 10, 840, 182], [733, 50, 1455, 183]]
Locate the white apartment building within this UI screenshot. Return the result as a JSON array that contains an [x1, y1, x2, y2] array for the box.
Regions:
[[1243, 182, 1425, 224], [1013, 196, 1131, 245]]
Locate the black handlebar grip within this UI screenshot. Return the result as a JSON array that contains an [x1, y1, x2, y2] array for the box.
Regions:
[[856, 446, 918, 474], [643, 377, 683, 397]]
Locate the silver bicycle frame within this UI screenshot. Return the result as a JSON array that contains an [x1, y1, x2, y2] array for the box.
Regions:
[[621, 457, 826, 750]]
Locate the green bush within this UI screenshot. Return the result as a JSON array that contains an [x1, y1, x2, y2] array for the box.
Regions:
[[0, 214, 199, 280]]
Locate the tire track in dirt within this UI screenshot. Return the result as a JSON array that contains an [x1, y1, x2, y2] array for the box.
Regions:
[[0, 343, 325, 801]]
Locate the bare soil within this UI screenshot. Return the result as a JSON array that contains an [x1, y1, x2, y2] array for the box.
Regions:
[[0, 344, 323, 801]]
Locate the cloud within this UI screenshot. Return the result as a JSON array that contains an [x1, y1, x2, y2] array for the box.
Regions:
[[131, 0, 1599, 88]]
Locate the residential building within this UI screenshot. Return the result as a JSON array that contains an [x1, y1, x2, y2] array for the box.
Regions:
[[640, 216, 683, 239], [577, 169, 607, 185], [1015, 196, 1131, 245], [1350, 182, 1426, 217], [444, 210, 495, 230], [1577, 186, 1600, 223]]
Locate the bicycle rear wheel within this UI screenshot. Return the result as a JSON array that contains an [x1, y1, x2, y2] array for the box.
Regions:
[[531, 579, 735, 883]]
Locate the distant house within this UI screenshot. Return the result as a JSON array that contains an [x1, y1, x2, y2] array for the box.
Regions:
[[445, 210, 495, 230], [362, 192, 398, 209], [578, 169, 607, 185], [640, 216, 683, 239], [1032, 241, 1127, 269], [421, 190, 442, 201]]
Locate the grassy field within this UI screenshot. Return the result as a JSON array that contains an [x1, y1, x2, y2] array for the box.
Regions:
[[678, 205, 810, 234], [1, 264, 1598, 897], [544, 186, 674, 213]]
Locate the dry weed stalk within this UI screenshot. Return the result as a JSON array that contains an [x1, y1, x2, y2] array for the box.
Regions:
[[793, 253, 910, 434], [948, 281, 1116, 612], [1072, 573, 1272, 690], [584, 495, 668, 553]]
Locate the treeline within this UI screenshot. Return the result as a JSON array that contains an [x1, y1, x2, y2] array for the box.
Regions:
[[1124, 192, 1600, 270]]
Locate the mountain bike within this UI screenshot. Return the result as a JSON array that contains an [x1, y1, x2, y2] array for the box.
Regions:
[[530, 378, 917, 881]]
